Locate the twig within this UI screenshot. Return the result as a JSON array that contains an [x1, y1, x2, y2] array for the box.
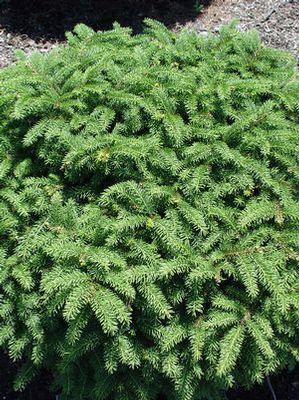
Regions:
[[261, 0, 294, 23], [262, 7, 276, 22], [266, 376, 278, 400]]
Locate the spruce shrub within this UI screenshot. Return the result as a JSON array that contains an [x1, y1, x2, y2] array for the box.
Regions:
[[0, 20, 298, 400]]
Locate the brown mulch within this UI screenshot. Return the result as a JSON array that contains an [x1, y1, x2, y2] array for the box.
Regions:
[[0, 0, 208, 68], [185, 0, 299, 61], [0, 0, 298, 68]]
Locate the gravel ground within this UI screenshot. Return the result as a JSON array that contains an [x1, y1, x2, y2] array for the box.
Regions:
[[0, 29, 58, 68], [0, 0, 298, 68], [185, 0, 299, 61], [0, 0, 200, 68]]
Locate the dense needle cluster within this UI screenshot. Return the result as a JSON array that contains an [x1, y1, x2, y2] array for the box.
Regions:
[[0, 20, 298, 400]]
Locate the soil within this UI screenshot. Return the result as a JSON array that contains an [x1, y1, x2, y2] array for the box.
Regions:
[[0, 0, 298, 68], [185, 0, 299, 62], [0, 0, 209, 68]]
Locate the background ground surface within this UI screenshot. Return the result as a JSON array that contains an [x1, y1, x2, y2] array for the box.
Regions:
[[0, 0, 298, 67], [185, 0, 298, 60]]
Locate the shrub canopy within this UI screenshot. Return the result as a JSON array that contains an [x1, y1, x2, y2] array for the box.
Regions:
[[0, 20, 298, 400]]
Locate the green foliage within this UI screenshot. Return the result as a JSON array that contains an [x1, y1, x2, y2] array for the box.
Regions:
[[194, 0, 204, 14], [0, 19, 298, 400]]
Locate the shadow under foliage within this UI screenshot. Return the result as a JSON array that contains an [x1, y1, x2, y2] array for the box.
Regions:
[[0, 0, 211, 41], [1, 348, 298, 400]]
